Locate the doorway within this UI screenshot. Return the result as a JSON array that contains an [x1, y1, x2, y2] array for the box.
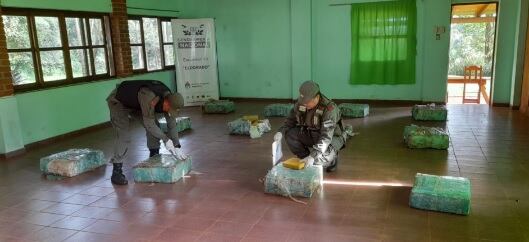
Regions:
[[447, 3, 498, 105]]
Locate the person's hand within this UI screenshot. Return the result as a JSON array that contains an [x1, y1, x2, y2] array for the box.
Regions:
[[165, 139, 176, 151], [274, 132, 283, 142], [301, 156, 315, 167], [172, 148, 189, 160]]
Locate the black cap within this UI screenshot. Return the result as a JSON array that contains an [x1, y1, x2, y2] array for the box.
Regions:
[[299, 81, 320, 104]]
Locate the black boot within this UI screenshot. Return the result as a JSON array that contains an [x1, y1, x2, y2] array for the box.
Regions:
[[326, 157, 338, 173], [149, 149, 159, 157], [111, 163, 128, 185]]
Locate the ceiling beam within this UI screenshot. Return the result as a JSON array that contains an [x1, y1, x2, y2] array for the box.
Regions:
[[476, 4, 491, 17], [452, 17, 496, 24]]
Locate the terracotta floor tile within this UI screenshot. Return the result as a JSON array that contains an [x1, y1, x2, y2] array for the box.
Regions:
[[0, 104, 526, 241]]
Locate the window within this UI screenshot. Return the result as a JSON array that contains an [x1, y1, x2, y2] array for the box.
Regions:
[[2, 9, 113, 90], [128, 16, 175, 72], [349, 0, 417, 85]]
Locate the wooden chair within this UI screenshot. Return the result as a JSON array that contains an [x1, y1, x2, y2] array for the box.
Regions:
[[463, 65, 483, 104]]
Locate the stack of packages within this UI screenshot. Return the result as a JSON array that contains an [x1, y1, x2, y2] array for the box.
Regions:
[[228, 115, 271, 139], [158, 117, 192, 133], [40, 149, 106, 177], [410, 173, 471, 215], [338, 103, 370, 118], [403, 125, 449, 149], [263, 103, 294, 117], [202, 100, 235, 114], [265, 158, 322, 198], [133, 154, 192, 183], [412, 103, 448, 121]]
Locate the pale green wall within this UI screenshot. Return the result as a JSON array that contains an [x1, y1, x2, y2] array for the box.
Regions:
[[177, 0, 293, 99], [15, 71, 175, 145], [1, 0, 111, 12], [127, 0, 181, 17], [290, 0, 313, 98], [177, 0, 527, 104], [0, 96, 24, 153], [311, 0, 451, 101]]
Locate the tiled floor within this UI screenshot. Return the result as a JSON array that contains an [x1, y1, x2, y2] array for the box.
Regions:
[[1, 102, 529, 242]]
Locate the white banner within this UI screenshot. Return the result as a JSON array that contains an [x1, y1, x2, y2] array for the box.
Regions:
[[172, 18, 219, 106]]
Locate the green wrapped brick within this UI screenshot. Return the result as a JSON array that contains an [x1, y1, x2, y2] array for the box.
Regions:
[[202, 100, 235, 114], [404, 125, 449, 149], [228, 118, 271, 139], [410, 173, 471, 215], [264, 164, 322, 198], [40, 149, 106, 177], [412, 104, 448, 121], [133, 154, 192, 183], [159, 117, 192, 133], [338, 103, 369, 118], [264, 104, 294, 117]]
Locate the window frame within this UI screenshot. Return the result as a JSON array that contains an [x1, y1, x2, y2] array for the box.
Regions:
[[2, 8, 114, 92], [128, 15, 175, 74]]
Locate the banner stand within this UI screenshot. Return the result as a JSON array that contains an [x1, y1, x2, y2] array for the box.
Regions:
[[172, 18, 220, 106]]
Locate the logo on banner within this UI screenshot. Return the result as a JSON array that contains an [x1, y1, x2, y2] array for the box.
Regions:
[[182, 24, 205, 36], [185, 82, 191, 89]]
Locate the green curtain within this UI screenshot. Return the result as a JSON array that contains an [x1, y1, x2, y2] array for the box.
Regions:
[[350, 0, 417, 85]]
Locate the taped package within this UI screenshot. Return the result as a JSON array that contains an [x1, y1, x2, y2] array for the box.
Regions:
[[133, 154, 192, 183], [338, 103, 369, 118], [403, 125, 449, 149], [202, 100, 235, 114], [264, 164, 322, 198], [410, 173, 471, 215], [228, 118, 271, 139], [264, 104, 294, 117], [159, 117, 192, 133], [40, 149, 106, 177], [412, 104, 448, 121]]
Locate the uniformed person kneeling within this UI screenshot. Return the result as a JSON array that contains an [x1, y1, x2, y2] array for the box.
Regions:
[[106, 80, 188, 185], [275, 81, 345, 172]]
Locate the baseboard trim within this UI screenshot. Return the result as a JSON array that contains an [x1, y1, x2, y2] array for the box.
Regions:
[[221, 97, 292, 103], [0, 122, 112, 160], [492, 103, 510, 107], [0, 148, 26, 160], [222, 97, 443, 107], [24, 122, 112, 150]]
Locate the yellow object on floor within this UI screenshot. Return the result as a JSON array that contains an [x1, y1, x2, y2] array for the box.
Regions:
[[242, 115, 259, 123], [282, 158, 305, 170]]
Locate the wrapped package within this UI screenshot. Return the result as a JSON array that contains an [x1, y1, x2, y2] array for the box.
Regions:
[[40, 149, 106, 177], [403, 125, 449, 149], [202, 100, 235, 114], [228, 118, 271, 139], [338, 103, 369, 118], [282, 158, 305, 170], [264, 164, 322, 198], [410, 173, 471, 215], [242, 115, 259, 122], [159, 117, 192, 133], [133, 154, 192, 183], [264, 104, 294, 117], [412, 104, 448, 121]]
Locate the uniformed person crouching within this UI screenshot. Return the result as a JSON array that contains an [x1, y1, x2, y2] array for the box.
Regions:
[[275, 81, 345, 172], [106, 80, 188, 185]]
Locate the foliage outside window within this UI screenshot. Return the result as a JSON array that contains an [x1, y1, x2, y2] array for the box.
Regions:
[[128, 16, 175, 73], [448, 22, 495, 77], [2, 9, 113, 91]]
